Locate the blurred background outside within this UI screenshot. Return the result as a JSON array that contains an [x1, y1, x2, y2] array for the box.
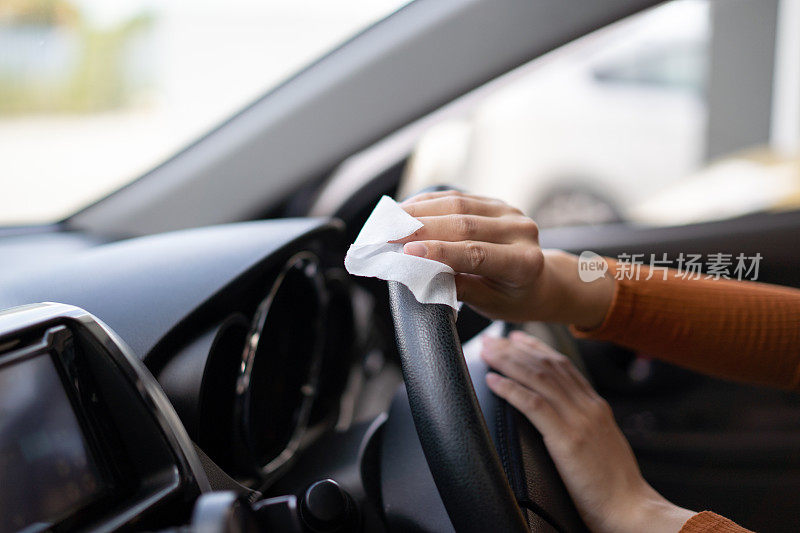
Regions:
[[401, 0, 800, 228], [1, 0, 799, 229], [0, 0, 408, 224]]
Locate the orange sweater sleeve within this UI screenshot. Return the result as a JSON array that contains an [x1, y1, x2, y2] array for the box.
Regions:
[[679, 511, 754, 532], [572, 262, 800, 390]]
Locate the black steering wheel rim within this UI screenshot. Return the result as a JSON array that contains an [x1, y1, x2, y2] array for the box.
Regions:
[[387, 281, 528, 533]]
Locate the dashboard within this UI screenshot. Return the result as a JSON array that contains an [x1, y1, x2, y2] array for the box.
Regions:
[[157, 250, 352, 482], [0, 218, 369, 531], [0, 210, 573, 533]]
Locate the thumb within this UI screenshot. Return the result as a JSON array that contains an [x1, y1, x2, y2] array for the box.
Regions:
[[455, 273, 500, 316]]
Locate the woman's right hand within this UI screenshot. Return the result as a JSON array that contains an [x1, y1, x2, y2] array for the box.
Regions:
[[399, 190, 614, 329], [482, 331, 695, 533]]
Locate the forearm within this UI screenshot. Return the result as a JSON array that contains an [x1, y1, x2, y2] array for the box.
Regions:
[[548, 253, 800, 390], [537, 250, 615, 329]]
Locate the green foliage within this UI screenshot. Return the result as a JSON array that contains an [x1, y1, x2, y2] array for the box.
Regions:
[[0, 2, 154, 114]]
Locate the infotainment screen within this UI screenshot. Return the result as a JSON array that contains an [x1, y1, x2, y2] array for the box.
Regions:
[[0, 353, 105, 533]]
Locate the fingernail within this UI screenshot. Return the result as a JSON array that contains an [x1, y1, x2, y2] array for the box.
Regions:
[[404, 242, 427, 258], [486, 372, 502, 386]]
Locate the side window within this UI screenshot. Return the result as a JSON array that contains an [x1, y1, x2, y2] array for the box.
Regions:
[[401, 0, 794, 229], [592, 42, 707, 94]]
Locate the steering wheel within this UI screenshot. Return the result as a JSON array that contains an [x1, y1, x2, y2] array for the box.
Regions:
[[387, 281, 587, 532]]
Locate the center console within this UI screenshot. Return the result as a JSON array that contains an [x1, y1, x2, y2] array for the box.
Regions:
[[0, 303, 209, 532]]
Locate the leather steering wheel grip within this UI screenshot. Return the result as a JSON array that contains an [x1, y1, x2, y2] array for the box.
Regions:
[[388, 281, 528, 533]]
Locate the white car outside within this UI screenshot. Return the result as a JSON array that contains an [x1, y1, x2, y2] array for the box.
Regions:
[[401, 0, 709, 227]]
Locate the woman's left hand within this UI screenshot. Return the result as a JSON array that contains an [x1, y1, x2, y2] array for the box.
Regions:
[[482, 331, 694, 533]]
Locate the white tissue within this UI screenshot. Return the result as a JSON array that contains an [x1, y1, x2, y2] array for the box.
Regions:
[[344, 196, 458, 309]]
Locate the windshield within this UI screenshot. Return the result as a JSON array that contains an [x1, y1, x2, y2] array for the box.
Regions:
[[0, 0, 409, 226]]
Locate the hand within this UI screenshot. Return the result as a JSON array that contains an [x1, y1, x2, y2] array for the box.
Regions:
[[399, 190, 613, 328], [482, 331, 694, 533]]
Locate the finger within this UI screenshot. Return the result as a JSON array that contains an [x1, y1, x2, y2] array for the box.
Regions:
[[508, 330, 560, 356], [486, 372, 565, 436], [481, 339, 572, 406], [402, 196, 510, 218], [498, 334, 596, 404], [455, 273, 498, 305], [402, 189, 500, 205], [508, 331, 597, 397], [395, 215, 529, 245], [403, 240, 539, 282]]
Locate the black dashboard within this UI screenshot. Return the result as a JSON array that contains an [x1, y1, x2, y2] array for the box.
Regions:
[[0, 218, 373, 532]]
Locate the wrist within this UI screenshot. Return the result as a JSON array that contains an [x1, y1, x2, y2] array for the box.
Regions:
[[621, 485, 695, 533], [540, 250, 615, 329]]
